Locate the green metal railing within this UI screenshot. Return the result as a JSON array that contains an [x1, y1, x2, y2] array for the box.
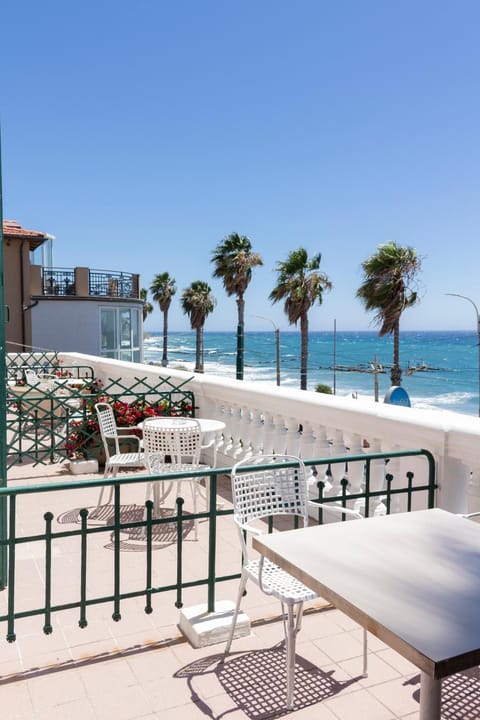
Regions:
[[0, 450, 436, 641], [309, 448, 436, 517]]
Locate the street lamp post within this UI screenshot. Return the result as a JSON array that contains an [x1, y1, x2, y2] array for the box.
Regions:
[[253, 315, 281, 386], [446, 293, 480, 417]]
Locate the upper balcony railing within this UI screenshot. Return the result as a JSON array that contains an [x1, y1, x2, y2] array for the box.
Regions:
[[40, 267, 139, 300], [88, 269, 138, 298], [42, 267, 76, 295]]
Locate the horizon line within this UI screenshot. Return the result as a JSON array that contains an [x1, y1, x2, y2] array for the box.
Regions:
[[144, 328, 477, 335]]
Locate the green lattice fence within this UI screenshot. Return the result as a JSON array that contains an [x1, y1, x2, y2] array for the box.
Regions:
[[6, 351, 94, 384], [6, 372, 195, 469]]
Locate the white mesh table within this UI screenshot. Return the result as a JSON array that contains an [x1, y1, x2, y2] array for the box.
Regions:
[[253, 508, 480, 720]]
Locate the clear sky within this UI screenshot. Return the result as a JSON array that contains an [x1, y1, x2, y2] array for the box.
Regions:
[[1, 1, 479, 334]]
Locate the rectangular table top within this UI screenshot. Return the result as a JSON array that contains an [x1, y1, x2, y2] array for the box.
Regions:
[[253, 508, 480, 679]]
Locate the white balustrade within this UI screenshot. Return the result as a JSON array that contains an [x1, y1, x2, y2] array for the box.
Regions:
[[59, 351, 480, 515]]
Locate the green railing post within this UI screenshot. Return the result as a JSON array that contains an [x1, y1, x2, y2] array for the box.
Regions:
[[207, 470, 218, 613], [0, 131, 7, 589], [43, 512, 53, 635]]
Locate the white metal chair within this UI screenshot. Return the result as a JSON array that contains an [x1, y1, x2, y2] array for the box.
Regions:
[[224, 454, 318, 710], [95, 402, 145, 506], [143, 418, 209, 540], [24, 368, 57, 392]]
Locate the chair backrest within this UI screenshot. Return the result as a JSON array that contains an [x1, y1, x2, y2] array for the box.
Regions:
[[230, 454, 310, 562], [143, 419, 202, 472], [24, 368, 56, 392], [95, 403, 120, 459], [25, 369, 39, 386]]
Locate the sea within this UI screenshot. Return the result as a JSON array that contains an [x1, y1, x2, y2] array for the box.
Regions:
[[143, 330, 480, 417]]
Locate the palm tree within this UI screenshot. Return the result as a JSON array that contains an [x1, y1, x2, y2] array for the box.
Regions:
[[150, 273, 176, 367], [211, 233, 263, 380], [270, 248, 332, 390], [181, 281, 216, 373], [357, 242, 421, 386], [140, 288, 154, 322]]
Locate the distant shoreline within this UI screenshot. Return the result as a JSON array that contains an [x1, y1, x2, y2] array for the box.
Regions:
[[145, 329, 477, 336]]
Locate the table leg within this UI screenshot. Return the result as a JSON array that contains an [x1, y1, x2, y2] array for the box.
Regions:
[[420, 671, 441, 720]]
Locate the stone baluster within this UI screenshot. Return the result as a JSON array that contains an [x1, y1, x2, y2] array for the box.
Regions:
[[272, 414, 288, 455], [384, 446, 402, 514], [215, 403, 228, 457], [329, 429, 347, 496], [298, 421, 316, 460], [250, 409, 265, 456], [311, 425, 331, 460], [204, 398, 228, 461], [261, 412, 277, 455], [229, 405, 244, 459], [222, 405, 238, 459], [365, 438, 386, 516], [346, 433, 364, 512], [239, 406, 254, 460], [285, 416, 301, 456], [232, 405, 249, 459]]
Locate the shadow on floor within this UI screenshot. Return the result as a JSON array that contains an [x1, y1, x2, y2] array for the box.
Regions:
[[57, 503, 196, 550], [406, 666, 480, 718], [175, 642, 361, 719]]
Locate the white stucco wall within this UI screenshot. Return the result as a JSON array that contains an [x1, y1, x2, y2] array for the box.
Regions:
[[31, 300, 102, 354], [31, 299, 142, 357]]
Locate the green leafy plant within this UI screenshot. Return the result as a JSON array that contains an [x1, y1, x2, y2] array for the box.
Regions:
[[66, 391, 194, 460], [315, 383, 333, 394]]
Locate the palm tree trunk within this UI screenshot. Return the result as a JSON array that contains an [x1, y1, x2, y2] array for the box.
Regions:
[[162, 309, 169, 367], [300, 313, 308, 390], [195, 327, 204, 373], [390, 321, 402, 386], [236, 296, 245, 380]]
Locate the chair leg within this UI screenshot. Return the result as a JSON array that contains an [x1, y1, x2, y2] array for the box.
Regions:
[[96, 486, 107, 507], [224, 571, 248, 656], [285, 603, 295, 710], [285, 601, 303, 710], [152, 481, 160, 516], [362, 628, 368, 677]]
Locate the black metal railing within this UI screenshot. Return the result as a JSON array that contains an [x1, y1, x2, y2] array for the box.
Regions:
[[42, 268, 76, 296], [0, 450, 436, 642], [39, 268, 138, 299], [89, 270, 137, 298]]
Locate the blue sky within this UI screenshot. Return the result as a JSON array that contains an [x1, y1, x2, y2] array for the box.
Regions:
[[2, 1, 479, 333]]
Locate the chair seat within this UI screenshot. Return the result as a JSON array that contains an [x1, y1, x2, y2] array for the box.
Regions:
[[108, 452, 145, 467], [245, 558, 317, 604], [149, 461, 209, 475]]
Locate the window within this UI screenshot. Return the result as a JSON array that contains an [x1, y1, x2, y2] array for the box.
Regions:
[[100, 307, 141, 362], [31, 236, 54, 268]]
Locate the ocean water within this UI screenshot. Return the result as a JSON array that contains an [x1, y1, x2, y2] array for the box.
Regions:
[[143, 330, 480, 417]]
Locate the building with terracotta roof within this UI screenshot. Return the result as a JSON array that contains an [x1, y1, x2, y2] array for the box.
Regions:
[[2, 219, 144, 361]]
